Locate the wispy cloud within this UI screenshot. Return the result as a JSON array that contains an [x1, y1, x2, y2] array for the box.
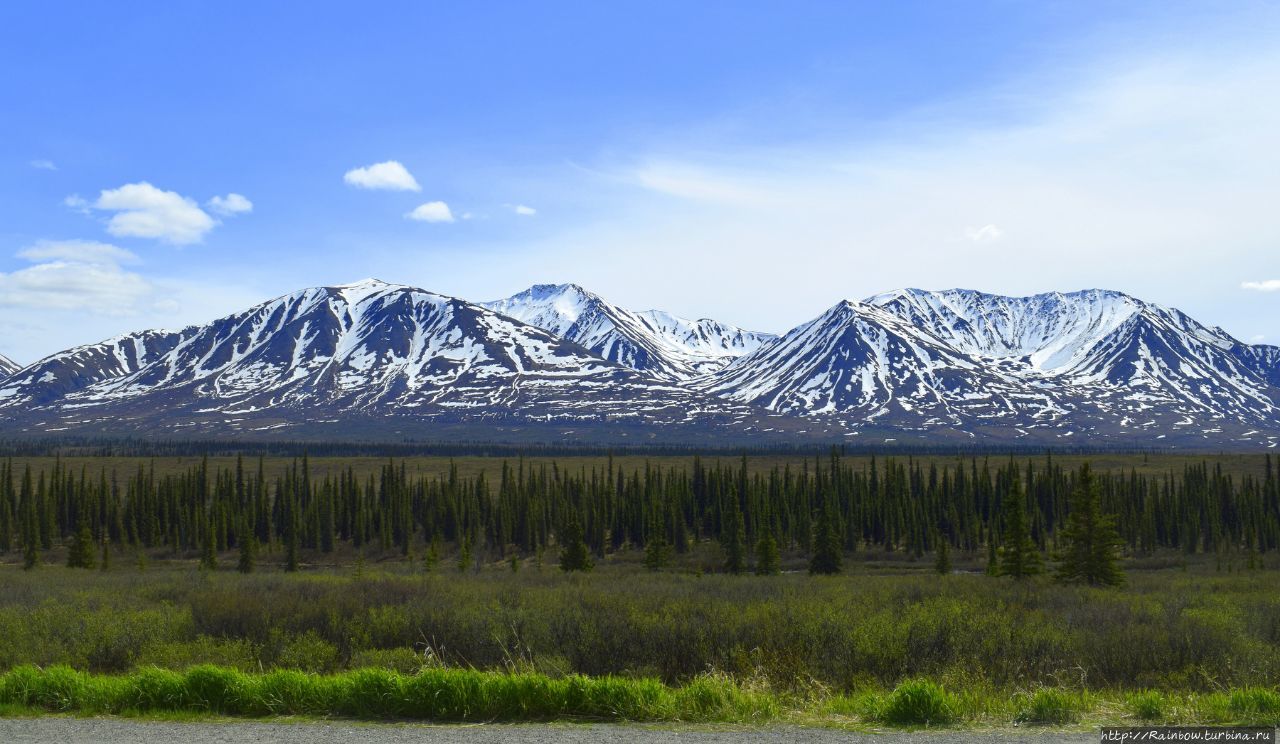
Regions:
[[90, 182, 217, 245], [18, 239, 139, 265], [513, 204, 537, 216], [406, 201, 455, 223], [344, 161, 421, 192], [632, 162, 772, 204], [964, 224, 1004, 243], [1242, 279, 1280, 292], [63, 194, 90, 214], [29, 159, 57, 171], [0, 240, 152, 314]]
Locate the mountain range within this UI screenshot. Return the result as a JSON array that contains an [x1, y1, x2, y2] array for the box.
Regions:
[[1, 279, 1276, 448]]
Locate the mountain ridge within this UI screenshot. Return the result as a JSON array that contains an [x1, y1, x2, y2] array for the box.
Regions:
[[1, 280, 1276, 447]]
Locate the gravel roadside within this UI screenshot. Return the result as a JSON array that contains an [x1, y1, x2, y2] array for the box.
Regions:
[[0, 718, 1102, 743]]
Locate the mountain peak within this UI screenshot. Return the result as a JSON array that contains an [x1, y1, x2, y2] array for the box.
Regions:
[[484, 283, 774, 380]]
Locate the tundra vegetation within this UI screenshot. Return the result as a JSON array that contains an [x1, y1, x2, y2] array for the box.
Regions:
[[0, 451, 1278, 727]]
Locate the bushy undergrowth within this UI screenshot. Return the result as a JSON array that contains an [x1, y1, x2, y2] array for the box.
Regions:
[[2, 563, 1279, 693]]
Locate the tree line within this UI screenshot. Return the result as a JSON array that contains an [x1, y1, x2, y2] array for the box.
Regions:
[[1, 453, 1277, 585]]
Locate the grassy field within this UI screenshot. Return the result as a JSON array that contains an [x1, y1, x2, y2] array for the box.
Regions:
[[1, 542, 1280, 726]]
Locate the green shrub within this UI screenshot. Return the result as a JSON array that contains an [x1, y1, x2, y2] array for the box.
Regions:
[[182, 665, 245, 712], [1227, 687, 1280, 725], [877, 679, 958, 725], [1128, 690, 1166, 721], [127, 667, 187, 710], [1015, 687, 1086, 724]]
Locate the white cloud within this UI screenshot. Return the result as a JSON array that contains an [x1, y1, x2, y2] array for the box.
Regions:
[[206, 193, 254, 216], [0, 240, 152, 314], [406, 201, 455, 223], [344, 161, 421, 191], [1252, 334, 1267, 343], [91, 182, 217, 245], [963, 224, 1004, 243], [30, 159, 57, 171], [1242, 279, 1280, 292], [513, 204, 537, 216]]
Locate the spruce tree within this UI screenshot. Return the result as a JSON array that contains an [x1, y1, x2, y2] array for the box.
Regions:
[[66, 522, 96, 569], [200, 521, 218, 571], [644, 534, 672, 571], [1054, 464, 1125, 587], [238, 521, 256, 574], [100, 537, 110, 571], [755, 532, 781, 576], [809, 506, 842, 575], [723, 502, 747, 574], [425, 535, 440, 573], [285, 514, 300, 572], [22, 540, 38, 570], [934, 533, 951, 575], [20, 467, 38, 570], [458, 538, 473, 573], [997, 480, 1043, 580], [558, 514, 592, 572]]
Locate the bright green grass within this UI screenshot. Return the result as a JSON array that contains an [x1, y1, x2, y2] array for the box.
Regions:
[[0, 665, 776, 723], [4, 665, 1280, 728]]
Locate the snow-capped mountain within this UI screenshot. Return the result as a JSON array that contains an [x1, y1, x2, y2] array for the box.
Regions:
[[1, 281, 1276, 446], [0, 354, 19, 379], [0, 280, 774, 439], [483, 284, 774, 380], [698, 300, 1065, 428], [864, 288, 1280, 431]]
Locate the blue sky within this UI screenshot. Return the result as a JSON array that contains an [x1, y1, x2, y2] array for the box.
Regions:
[[2, 1, 1278, 363]]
